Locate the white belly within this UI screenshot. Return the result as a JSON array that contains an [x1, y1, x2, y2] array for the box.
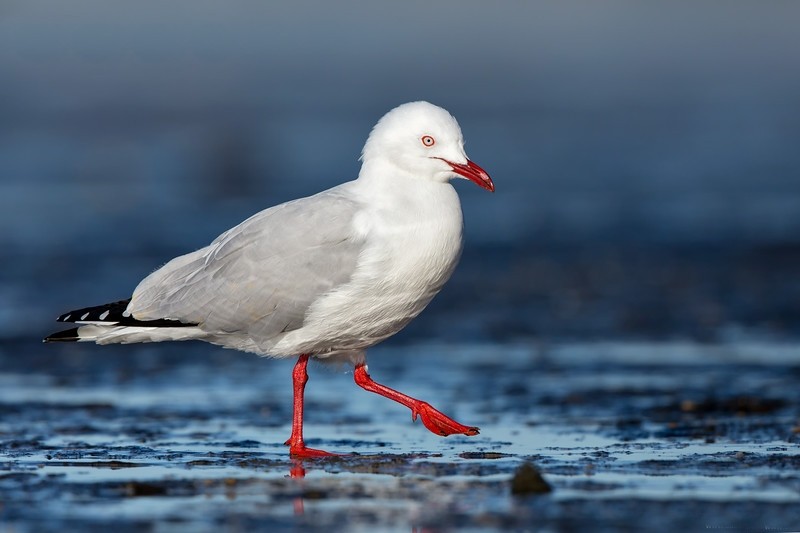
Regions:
[[272, 182, 464, 357]]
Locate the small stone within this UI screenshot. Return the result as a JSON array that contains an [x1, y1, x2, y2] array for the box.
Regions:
[[510, 462, 552, 495]]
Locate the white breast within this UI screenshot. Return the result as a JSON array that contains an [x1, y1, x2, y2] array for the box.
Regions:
[[272, 180, 464, 357]]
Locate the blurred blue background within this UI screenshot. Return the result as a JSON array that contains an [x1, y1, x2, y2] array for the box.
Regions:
[[3, 1, 800, 341]]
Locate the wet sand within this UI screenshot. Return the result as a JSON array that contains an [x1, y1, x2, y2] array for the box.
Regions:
[[1, 340, 798, 531]]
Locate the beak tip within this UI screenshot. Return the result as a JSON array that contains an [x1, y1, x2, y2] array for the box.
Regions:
[[441, 157, 494, 193], [465, 159, 494, 193]]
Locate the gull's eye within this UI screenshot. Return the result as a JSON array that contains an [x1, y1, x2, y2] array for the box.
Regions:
[[421, 135, 435, 147]]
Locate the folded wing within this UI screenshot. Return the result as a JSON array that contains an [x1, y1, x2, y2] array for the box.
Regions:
[[127, 187, 364, 344]]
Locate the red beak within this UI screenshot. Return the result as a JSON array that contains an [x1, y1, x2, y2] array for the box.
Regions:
[[443, 159, 494, 192]]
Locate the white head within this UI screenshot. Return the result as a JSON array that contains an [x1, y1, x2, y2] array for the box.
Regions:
[[360, 101, 494, 192]]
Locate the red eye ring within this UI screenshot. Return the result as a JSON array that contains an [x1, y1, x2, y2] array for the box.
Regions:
[[421, 135, 435, 147]]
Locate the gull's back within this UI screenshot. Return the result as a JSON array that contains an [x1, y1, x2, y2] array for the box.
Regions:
[[125, 183, 365, 354]]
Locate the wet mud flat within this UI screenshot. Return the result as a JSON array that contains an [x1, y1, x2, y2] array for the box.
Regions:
[[0, 340, 798, 532]]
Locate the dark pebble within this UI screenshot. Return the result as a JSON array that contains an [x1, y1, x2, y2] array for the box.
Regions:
[[510, 462, 552, 495]]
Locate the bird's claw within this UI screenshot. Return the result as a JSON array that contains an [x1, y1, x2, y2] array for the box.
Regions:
[[412, 401, 480, 437], [286, 437, 340, 458], [288, 444, 340, 458]]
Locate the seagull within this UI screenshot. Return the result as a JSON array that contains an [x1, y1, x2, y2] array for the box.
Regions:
[[45, 101, 494, 457]]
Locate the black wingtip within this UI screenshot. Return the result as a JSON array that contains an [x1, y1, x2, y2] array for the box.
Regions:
[[57, 299, 132, 323], [44, 328, 81, 342], [54, 298, 197, 328]]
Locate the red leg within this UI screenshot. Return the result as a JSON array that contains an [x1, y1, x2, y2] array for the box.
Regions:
[[284, 354, 337, 457], [353, 363, 479, 437]]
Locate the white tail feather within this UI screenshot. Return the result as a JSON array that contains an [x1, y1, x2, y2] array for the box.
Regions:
[[76, 324, 205, 345]]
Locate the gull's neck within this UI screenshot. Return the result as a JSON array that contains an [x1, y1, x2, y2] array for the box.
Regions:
[[356, 158, 444, 193], [352, 157, 463, 234]]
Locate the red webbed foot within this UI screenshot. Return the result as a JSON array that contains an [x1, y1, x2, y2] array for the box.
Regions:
[[289, 445, 340, 458], [353, 363, 480, 438], [284, 438, 340, 458], [411, 401, 480, 436]]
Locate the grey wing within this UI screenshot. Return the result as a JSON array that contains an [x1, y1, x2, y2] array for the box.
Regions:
[[127, 188, 364, 341]]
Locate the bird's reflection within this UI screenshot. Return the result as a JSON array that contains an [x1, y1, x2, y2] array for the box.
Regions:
[[288, 458, 308, 516], [289, 458, 307, 479], [287, 456, 429, 533]]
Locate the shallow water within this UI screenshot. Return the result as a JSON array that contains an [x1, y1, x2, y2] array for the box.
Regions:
[[1, 339, 798, 531], [4, 3, 800, 529], [5, 226, 800, 532]]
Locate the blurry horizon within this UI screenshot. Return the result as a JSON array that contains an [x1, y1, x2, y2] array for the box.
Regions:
[[2, 1, 800, 340], [4, 2, 800, 249]]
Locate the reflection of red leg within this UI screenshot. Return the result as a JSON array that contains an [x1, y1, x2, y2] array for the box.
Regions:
[[289, 459, 307, 479], [284, 354, 337, 457], [353, 363, 479, 437], [293, 496, 305, 516], [289, 459, 306, 515]]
